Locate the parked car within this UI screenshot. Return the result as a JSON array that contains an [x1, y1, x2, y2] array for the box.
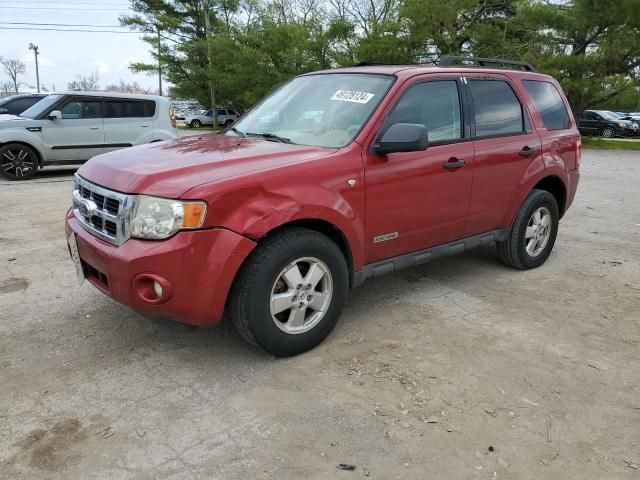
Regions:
[[66, 57, 580, 356], [0, 91, 178, 180], [0, 94, 47, 115], [578, 110, 637, 137], [185, 108, 240, 128], [615, 113, 640, 133]]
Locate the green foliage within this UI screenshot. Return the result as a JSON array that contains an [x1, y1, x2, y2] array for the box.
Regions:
[[123, 0, 640, 113], [581, 137, 640, 150]]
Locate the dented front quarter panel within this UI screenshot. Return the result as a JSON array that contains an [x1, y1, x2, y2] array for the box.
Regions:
[[181, 143, 367, 271]]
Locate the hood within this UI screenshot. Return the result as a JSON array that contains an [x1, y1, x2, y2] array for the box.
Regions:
[[78, 133, 335, 198], [0, 115, 40, 127]]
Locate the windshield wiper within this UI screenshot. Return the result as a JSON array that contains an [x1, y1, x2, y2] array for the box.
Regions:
[[246, 132, 292, 144], [224, 126, 246, 138]]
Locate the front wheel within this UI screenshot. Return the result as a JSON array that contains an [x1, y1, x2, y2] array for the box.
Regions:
[[224, 119, 234, 127], [497, 189, 559, 270], [190, 120, 202, 128], [600, 126, 615, 138], [229, 228, 348, 356], [0, 143, 38, 180]]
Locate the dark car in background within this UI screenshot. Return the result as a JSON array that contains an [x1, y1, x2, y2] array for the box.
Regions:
[[615, 113, 640, 134], [578, 110, 637, 138], [0, 94, 47, 116]]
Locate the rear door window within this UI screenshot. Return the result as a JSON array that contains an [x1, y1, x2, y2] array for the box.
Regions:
[[522, 80, 570, 130], [469, 80, 525, 137], [387, 80, 462, 142]]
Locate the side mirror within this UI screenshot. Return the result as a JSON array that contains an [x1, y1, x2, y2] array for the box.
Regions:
[[0, 108, 8, 115], [48, 110, 62, 120], [374, 123, 429, 155]]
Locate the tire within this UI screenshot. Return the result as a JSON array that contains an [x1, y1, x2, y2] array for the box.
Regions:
[[0, 143, 39, 181], [224, 119, 234, 127], [229, 228, 349, 356], [190, 120, 201, 128], [497, 189, 559, 270], [600, 126, 615, 138]]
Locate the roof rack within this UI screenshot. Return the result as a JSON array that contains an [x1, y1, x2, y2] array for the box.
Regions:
[[439, 56, 537, 73]]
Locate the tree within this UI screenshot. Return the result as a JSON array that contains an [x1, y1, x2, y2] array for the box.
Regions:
[[493, 0, 640, 113], [1, 58, 26, 94], [67, 71, 100, 91], [122, 0, 640, 113], [105, 80, 143, 93], [1, 81, 14, 95]]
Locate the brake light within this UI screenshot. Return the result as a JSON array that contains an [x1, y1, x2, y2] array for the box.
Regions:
[[575, 137, 581, 169], [169, 106, 177, 128]]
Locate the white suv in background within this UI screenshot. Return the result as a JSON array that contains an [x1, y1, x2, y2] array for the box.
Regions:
[[185, 108, 240, 128], [0, 92, 178, 180]]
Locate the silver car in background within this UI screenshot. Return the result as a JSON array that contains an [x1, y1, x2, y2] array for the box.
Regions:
[[0, 91, 178, 180]]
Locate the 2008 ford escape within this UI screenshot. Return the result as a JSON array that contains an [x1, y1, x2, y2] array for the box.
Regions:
[[65, 57, 580, 356]]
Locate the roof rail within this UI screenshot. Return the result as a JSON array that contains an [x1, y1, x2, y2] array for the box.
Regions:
[[439, 56, 537, 73]]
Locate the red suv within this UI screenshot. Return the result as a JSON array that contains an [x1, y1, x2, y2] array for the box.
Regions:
[[65, 57, 580, 356]]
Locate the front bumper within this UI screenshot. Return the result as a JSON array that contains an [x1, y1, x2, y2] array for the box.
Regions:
[[65, 211, 256, 326]]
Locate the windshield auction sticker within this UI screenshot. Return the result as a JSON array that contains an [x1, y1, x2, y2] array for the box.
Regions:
[[331, 90, 375, 104]]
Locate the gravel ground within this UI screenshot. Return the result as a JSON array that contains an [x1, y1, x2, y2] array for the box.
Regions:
[[1, 150, 639, 479]]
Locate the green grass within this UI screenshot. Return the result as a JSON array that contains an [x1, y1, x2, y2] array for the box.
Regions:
[[581, 137, 640, 150]]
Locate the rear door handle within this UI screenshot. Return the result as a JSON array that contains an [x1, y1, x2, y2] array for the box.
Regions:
[[443, 158, 466, 170], [139, 124, 150, 128], [89, 126, 100, 130], [519, 146, 537, 158]]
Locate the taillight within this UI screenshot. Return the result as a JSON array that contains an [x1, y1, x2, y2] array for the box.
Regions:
[[169, 106, 177, 128], [575, 137, 581, 169]]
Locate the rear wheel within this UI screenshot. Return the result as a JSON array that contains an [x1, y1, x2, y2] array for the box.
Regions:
[[190, 119, 202, 128], [229, 228, 348, 356], [600, 126, 615, 138], [0, 143, 38, 180], [497, 189, 559, 270], [224, 119, 234, 127]]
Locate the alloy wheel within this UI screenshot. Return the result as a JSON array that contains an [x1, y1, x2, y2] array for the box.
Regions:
[[1, 147, 36, 179], [524, 206, 552, 257], [269, 257, 333, 334]]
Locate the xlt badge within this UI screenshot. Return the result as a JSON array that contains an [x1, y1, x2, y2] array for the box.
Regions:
[[373, 232, 398, 243]]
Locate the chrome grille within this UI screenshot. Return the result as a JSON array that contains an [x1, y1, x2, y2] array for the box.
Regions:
[[72, 174, 133, 246]]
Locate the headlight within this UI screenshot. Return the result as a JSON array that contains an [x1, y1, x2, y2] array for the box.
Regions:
[[130, 195, 207, 240]]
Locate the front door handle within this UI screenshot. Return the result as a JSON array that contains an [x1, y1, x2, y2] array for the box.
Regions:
[[443, 158, 466, 170], [519, 146, 537, 158], [89, 126, 100, 130]]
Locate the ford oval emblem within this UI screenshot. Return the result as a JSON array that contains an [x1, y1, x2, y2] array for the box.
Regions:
[[78, 198, 98, 218]]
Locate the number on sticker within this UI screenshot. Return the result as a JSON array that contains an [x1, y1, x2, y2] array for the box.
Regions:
[[331, 90, 375, 104]]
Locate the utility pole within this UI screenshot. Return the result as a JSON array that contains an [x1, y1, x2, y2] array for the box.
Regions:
[[156, 25, 163, 96], [28, 43, 40, 93], [203, 0, 217, 129]]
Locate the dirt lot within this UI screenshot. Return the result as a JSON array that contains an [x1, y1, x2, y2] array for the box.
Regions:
[[1, 150, 639, 479]]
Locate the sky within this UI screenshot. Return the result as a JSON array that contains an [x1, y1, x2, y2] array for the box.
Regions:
[[0, 0, 157, 92]]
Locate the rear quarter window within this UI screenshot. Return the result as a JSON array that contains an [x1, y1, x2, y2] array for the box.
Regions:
[[104, 99, 156, 118], [522, 80, 570, 130]]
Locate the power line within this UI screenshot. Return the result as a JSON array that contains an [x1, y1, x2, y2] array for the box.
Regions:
[[0, 22, 124, 28], [7, 1, 130, 4], [0, 26, 139, 33], [0, 6, 130, 11]]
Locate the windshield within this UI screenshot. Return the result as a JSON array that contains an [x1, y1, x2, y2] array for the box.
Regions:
[[20, 94, 63, 119], [230, 74, 394, 148], [599, 111, 621, 121]]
